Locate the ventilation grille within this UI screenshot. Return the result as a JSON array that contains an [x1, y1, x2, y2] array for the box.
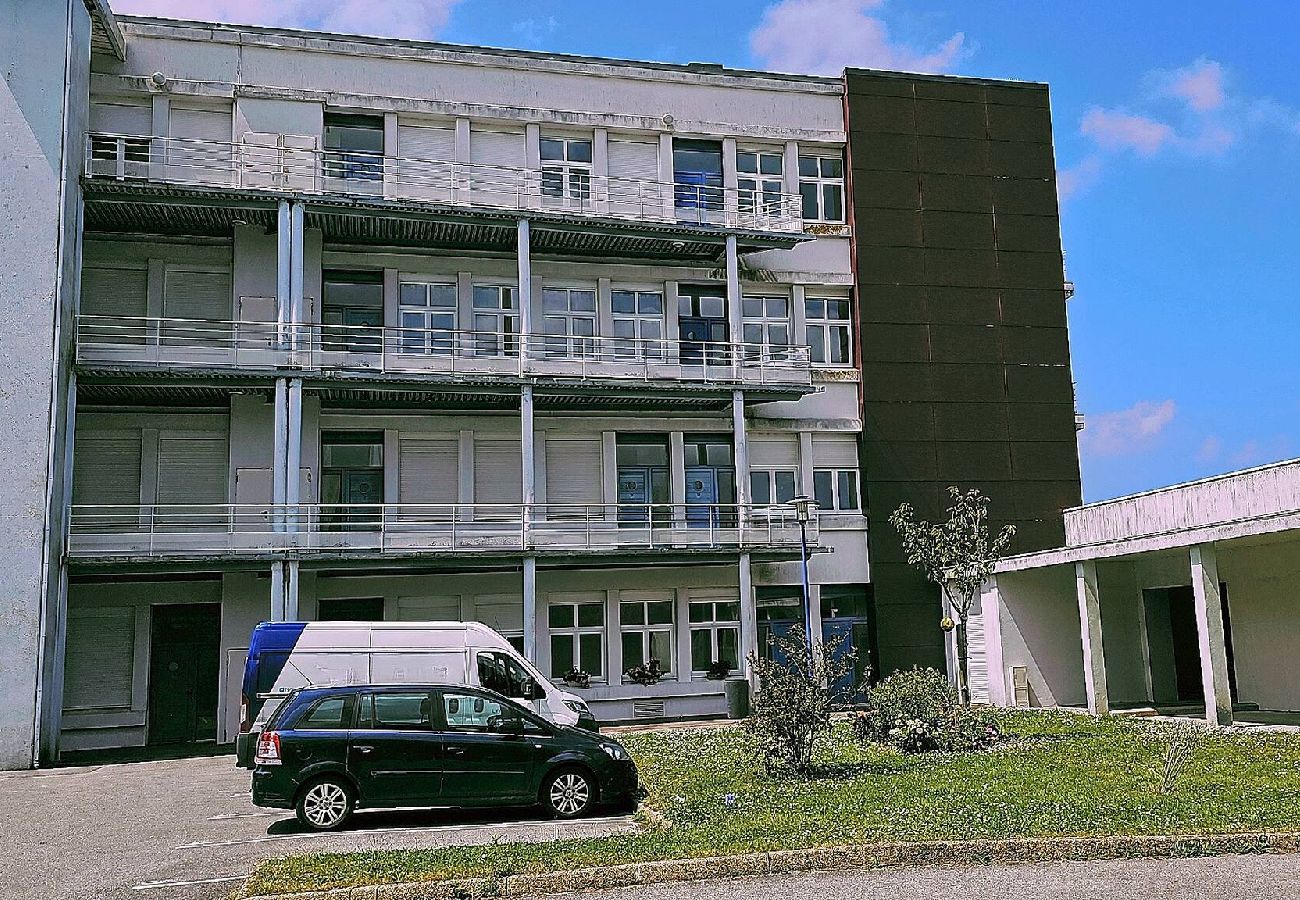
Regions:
[[633, 699, 666, 719]]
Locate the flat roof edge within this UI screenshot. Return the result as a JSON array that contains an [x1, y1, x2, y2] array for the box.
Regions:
[[1067, 456, 1300, 514], [843, 66, 1048, 91]]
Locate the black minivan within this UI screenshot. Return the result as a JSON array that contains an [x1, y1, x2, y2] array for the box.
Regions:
[[251, 683, 637, 830]]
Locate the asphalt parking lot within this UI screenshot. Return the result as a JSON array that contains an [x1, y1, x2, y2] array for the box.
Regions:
[[0, 754, 636, 900]]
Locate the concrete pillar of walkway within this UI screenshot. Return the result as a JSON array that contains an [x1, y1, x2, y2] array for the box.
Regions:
[[522, 555, 538, 663], [1075, 560, 1110, 716], [1190, 543, 1233, 726], [739, 551, 757, 689]]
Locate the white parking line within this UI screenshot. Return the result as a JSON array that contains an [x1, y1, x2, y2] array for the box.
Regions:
[[132, 874, 246, 891], [174, 814, 633, 850], [206, 810, 280, 820]]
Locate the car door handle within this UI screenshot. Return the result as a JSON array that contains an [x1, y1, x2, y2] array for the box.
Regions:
[[445, 746, 465, 756], [354, 745, 374, 754]]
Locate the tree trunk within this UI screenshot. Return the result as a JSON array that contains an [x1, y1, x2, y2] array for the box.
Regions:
[[955, 618, 971, 706]]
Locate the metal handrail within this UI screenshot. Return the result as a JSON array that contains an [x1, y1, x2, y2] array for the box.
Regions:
[[66, 501, 819, 557], [84, 132, 805, 233], [75, 314, 814, 385]]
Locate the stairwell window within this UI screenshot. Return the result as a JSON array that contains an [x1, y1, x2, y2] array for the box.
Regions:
[[540, 136, 592, 205], [398, 281, 457, 355], [471, 284, 518, 356], [798, 153, 844, 223], [805, 297, 853, 366], [620, 598, 674, 679], [548, 601, 605, 681]]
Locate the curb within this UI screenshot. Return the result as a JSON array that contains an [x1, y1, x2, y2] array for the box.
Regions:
[[243, 831, 1300, 899]]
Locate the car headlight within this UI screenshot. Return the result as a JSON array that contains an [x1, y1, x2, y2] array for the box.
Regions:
[[564, 699, 591, 716], [600, 743, 629, 761]]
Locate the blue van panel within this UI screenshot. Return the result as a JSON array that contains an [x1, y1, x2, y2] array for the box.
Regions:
[[242, 622, 307, 699]]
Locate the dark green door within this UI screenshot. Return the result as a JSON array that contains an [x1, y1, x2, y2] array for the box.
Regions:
[[148, 603, 221, 746]]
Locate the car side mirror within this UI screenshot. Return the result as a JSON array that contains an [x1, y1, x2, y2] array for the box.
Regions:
[[524, 678, 541, 701]]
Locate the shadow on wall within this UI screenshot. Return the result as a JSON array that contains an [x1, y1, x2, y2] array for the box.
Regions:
[[997, 566, 1085, 708]]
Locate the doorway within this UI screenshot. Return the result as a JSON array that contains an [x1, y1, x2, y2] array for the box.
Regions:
[[322, 269, 383, 353], [684, 434, 735, 527], [148, 603, 221, 746], [678, 286, 728, 365], [321, 431, 384, 529], [616, 434, 670, 526], [1144, 583, 1239, 705]]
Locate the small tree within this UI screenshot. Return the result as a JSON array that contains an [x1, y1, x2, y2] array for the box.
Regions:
[[889, 487, 1016, 706], [745, 626, 857, 775]]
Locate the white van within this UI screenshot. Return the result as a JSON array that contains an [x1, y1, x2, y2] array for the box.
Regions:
[[235, 621, 595, 767]]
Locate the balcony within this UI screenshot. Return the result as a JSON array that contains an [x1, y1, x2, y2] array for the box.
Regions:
[[84, 133, 804, 236], [74, 315, 814, 395], [66, 502, 820, 563]]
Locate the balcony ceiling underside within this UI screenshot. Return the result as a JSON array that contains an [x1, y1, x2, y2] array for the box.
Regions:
[[67, 545, 818, 574], [81, 182, 803, 259], [74, 368, 809, 409]]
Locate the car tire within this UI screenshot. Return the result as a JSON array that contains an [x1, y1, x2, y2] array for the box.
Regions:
[[296, 776, 355, 831], [542, 767, 595, 819]]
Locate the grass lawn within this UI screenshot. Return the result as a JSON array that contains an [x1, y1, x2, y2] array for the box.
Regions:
[[245, 711, 1300, 895]]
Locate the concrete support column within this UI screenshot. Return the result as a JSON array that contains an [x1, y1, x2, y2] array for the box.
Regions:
[[739, 553, 757, 688], [521, 385, 535, 541], [725, 235, 741, 363], [517, 219, 532, 369], [1190, 543, 1233, 726], [982, 577, 1008, 706], [523, 555, 538, 663], [276, 200, 291, 346], [732, 391, 750, 533], [1075, 560, 1110, 716]]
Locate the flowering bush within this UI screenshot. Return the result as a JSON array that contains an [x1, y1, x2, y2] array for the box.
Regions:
[[561, 668, 592, 688], [852, 666, 1000, 754]]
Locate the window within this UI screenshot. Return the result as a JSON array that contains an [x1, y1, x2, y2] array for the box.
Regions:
[[548, 601, 605, 680], [359, 692, 433, 730], [294, 695, 355, 730], [441, 691, 509, 731], [689, 599, 740, 675], [674, 139, 723, 213], [798, 153, 844, 223], [621, 598, 674, 678], [399, 281, 457, 355], [741, 295, 791, 362], [541, 287, 598, 358], [617, 435, 671, 526], [324, 113, 384, 182], [750, 469, 798, 506], [805, 297, 853, 366], [540, 136, 592, 205], [322, 270, 383, 353], [611, 289, 665, 360], [477, 651, 535, 700], [472, 284, 518, 356], [737, 149, 784, 216], [813, 468, 860, 511]]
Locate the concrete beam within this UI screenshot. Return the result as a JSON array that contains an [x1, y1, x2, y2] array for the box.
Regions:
[[1075, 560, 1109, 716], [1190, 543, 1233, 726]]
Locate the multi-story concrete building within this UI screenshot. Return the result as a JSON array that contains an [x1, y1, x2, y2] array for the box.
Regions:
[[2, 1, 1080, 766]]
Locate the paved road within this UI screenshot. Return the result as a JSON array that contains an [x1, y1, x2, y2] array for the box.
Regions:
[[551, 854, 1300, 900], [0, 754, 634, 900]]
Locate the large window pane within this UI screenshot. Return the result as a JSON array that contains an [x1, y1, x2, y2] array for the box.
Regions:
[[550, 635, 574, 676], [579, 633, 603, 676], [690, 629, 712, 671], [814, 470, 834, 510]]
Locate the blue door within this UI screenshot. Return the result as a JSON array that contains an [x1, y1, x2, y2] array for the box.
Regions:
[[685, 466, 718, 527], [618, 467, 649, 525]]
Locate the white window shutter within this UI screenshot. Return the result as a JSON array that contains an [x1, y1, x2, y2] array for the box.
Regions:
[[812, 434, 859, 468], [398, 438, 458, 504], [750, 435, 800, 468], [474, 438, 522, 504], [80, 266, 148, 320], [545, 437, 602, 508]]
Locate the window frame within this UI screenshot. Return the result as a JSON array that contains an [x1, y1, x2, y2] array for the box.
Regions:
[[397, 279, 458, 355], [736, 147, 785, 216], [610, 287, 666, 361], [619, 598, 675, 680], [813, 467, 861, 512], [798, 152, 845, 223], [540, 135, 594, 206], [471, 282, 519, 356], [688, 599, 741, 677], [547, 600, 606, 681], [541, 285, 599, 358], [741, 294, 792, 363], [749, 467, 800, 507], [804, 296, 854, 367]]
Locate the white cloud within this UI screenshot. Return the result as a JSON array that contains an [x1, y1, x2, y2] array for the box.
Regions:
[[1196, 435, 1223, 464], [1080, 107, 1175, 156], [1080, 400, 1176, 458], [1057, 155, 1103, 202], [750, 0, 967, 76], [513, 17, 559, 46], [112, 0, 462, 40], [1159, 57, 1227, 112]]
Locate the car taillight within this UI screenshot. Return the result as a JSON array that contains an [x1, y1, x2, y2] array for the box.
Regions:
[[255, 731, 282, 766]]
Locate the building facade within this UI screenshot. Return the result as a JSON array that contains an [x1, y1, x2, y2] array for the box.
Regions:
[[1, 2, 1079, 766]]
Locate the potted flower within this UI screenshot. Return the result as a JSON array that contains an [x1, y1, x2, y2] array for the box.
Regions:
[[624, 657, 664, 686], [705, 660, 731, 681], [561, 668, 591, 689]]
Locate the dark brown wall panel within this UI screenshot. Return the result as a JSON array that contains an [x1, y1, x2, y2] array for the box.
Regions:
[[845, 69, 1083, 679]]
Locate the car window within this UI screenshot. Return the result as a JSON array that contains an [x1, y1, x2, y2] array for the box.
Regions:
[[441, 692, 507, 732], [294, 695, 354, 729], [477, 651, 535, 700], [358, 692, 434, 731]]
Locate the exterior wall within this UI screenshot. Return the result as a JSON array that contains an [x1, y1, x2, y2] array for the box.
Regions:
[[993, 567, 1085, 708], [0, 0, 90, 768], [1219, 540, 1300, 711], [844, 70, 1082, 679]]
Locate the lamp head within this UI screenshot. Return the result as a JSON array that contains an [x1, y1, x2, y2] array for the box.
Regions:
[[789, 495, 816, 523]]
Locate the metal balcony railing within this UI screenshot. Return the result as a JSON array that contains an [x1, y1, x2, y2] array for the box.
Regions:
[[66, 502, 818, 558], [85, 133, 805, 233], [75, 314, 814, 387]]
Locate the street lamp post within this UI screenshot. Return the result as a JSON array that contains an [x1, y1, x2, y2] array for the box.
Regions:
[[789, 495, 817, 667]]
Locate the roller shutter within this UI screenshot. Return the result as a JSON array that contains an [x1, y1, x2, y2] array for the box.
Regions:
[[163, 269, 232, 322], [168, 106, 232, 184], [545, 437, 602, 509], [474, 438, 521, 504], [396, 124, 456, 201], [72, 432, 142, 506], [750, 435, 800, 468], [157, 434, 228, 505], [812, 434, 859, 468], [399, 124, 455, 162], [89, 101, 150, 135], [169, 106, 230, 143], [470, 128, 525, 169], [608, 138, 659, 182], [63, 609, 134, 710], [398, 437, 458, 504], [80, 266, 147, 321]]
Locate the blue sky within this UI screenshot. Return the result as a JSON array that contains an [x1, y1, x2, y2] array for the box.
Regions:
[[116, 0, 1300, 502]]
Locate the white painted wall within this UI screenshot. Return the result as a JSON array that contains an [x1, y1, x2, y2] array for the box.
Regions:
[[993, 566, 1086, 708]]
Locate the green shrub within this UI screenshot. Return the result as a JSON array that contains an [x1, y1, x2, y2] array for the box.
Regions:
[[853, 667, 1000, 754]]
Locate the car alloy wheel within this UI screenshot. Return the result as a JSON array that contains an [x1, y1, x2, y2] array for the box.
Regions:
[[547, 770, 592, 818], [298, 779, 352, 830]]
